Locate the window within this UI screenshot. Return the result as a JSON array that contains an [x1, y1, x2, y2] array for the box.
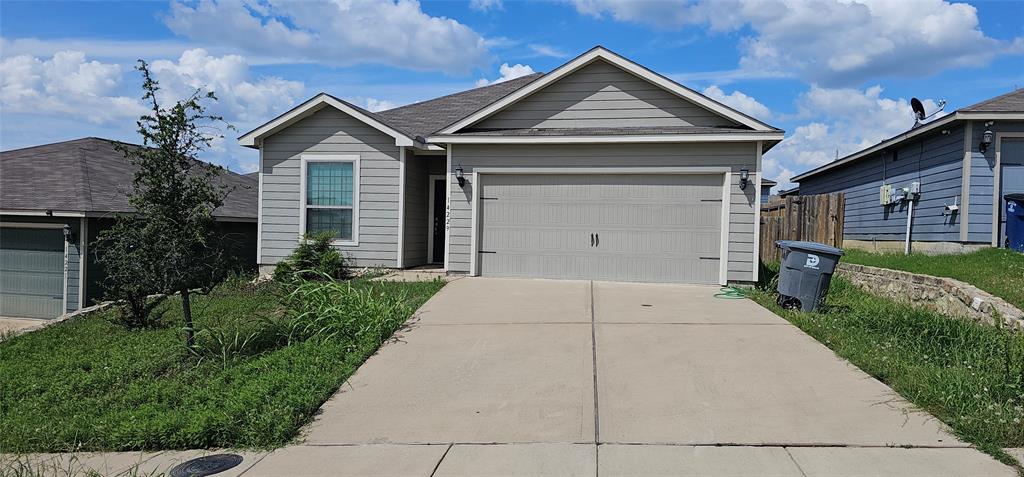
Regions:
[[300, 155, 359, 244]]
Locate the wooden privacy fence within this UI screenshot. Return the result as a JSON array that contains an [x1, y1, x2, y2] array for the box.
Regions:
[[760, 192, 846, 262]]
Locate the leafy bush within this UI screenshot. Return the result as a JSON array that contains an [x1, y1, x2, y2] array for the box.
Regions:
[[273, 233, 349, 283]]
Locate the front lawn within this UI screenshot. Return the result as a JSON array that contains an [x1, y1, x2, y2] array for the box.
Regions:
[[0, 277, 445, 453], [750, 268, 1024, 463], [842, 247, 1024, 311]]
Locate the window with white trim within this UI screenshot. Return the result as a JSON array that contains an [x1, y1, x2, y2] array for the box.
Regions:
[[301, 156, 358, 243]]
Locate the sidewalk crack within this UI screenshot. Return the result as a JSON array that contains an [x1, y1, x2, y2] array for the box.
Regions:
[[429, 443, 454, 477], [783, 447, 809, 477]]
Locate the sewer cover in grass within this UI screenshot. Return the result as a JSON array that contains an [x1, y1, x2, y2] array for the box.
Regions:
[[169, 454, 243, 477]]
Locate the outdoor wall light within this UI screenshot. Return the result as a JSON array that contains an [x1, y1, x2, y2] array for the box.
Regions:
[[980, 128, 994, 153], [62, 224, 72, 243], [455, 165, 466, 188], [739, 168, 750, 190]]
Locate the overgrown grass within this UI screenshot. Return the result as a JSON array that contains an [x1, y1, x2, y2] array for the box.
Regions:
[[751, 264, 1024, 462], [0, 276, 445, 453], [842, 247, 1024, 311]]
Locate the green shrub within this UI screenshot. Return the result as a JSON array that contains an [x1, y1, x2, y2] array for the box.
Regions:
[[272, 233, 349, 283], [277, 278, 412, 346]]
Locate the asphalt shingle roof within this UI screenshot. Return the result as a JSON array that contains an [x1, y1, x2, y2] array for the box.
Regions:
[[1, 137, 257, 220], [373, 74, 544, 138], [960, 88, 1024, 112]]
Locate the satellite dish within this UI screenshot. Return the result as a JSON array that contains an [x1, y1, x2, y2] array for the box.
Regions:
[[910, 97, 945, 128], [910, 98, 926, 121]]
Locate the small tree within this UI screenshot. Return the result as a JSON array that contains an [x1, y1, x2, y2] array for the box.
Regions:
[[96, 60, 232, 347]]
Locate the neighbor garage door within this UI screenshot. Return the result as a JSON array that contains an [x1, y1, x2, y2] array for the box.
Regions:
[[478, 174, 723, 284], [0, 227, 66, 319]]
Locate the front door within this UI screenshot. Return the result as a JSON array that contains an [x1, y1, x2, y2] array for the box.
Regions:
[[430, 177, 446, 263]]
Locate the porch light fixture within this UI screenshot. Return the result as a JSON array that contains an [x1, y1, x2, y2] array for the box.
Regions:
[[62, 224, 72, 243], [455, 165, 466, 188], [739, 168, 750, 190], [980, 125, 994, 153]]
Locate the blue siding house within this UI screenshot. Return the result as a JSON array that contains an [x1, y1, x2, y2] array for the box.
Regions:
[[792, 89, 1024, 253]]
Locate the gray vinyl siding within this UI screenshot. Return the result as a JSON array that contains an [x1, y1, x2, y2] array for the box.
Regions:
[[799, 125, 966, 243], [475, 60, 740, 130], [0, 215, 81, 314], [260, 107, 400, 267], [968, 120, 1024, 243], [402, 152, 429, 267], [448, 143, 759, 282]]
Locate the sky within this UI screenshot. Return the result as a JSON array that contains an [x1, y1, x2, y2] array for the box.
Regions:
[[2, 0, 1023, 190]]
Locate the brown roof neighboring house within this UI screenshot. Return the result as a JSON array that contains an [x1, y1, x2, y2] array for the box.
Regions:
[[0, 137, 257, 221]]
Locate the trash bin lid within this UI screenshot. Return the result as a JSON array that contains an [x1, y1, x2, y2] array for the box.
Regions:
[[1005, 193, 1024, 202], [777, 240, 844, 256]]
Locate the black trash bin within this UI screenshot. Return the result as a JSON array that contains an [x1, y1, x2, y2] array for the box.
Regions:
[[775, 240, 844, 312], [1005, 193, 1024, 252]]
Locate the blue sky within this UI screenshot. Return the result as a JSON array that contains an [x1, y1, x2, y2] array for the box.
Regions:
[[2, 0, 1023, 189]]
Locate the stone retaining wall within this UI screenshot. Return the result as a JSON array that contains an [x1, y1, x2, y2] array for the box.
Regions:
[[836, 263, 1023, 332]]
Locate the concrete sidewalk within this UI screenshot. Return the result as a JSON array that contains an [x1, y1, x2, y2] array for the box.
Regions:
[[4, 278, 1017, 476]]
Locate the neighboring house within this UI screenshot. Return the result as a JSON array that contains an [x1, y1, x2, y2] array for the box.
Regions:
[[240, 46, 783, 285], [761, 178, 777, 204], [792, 89, 1024, 253], [0, 137, 258, 319], [777, 186, 799, 198]]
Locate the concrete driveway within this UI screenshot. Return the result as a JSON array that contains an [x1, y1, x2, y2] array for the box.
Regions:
[[252, 278, 1014, 476]]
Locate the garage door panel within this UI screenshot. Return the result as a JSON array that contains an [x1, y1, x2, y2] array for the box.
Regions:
[[482, 225, 593, 253], [0, 227, 65, 318], [479, 173, 723, 284]]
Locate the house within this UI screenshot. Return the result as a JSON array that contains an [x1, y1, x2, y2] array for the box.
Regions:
[[791, 89, 1024, 254], [0, 137, 258, 319], [240, 47, 783, 285], [761, 178, 777, 204], [777, 186, 799, 198]]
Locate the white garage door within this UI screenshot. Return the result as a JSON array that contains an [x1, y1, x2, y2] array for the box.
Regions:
[[478, 174, 723, 284]]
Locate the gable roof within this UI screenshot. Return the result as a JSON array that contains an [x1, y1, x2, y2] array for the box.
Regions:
[[374, 74, 543, 139], [238, 93, 416, 148], [1, 137, 257, 220], [435, 46, 781, 136]]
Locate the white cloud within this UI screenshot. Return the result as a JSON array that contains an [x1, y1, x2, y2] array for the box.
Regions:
[[470, 0, 503, 12], [571, 0, 1022, 85], [476, 63, 536, 86], [0, 51, 146, 123], [163, 0, 491, 74], [362, 98, 398, 112], [701, 85, 771, 119], [529, 44, 569, 58], [148, 48, 304, 124], [764, 85, 944, 188]]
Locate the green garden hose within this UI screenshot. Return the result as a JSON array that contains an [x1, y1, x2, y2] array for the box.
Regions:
[[714, 286, 749, 299]]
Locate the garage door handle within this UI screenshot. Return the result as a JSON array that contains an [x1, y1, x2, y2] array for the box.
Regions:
[[590, 233, 595, 247], [595, 233, 599, 246]]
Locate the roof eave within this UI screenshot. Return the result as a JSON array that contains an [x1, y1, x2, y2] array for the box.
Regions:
[[426, 131, 784, 145]]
